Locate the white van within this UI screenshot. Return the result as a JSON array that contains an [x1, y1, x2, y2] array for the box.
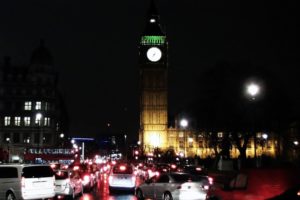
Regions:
[[0, 164, 55, 200]]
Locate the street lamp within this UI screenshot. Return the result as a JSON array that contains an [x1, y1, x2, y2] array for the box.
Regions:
[[6, 137, 10, 162], [59, 133, 65, 147], [124, 134, 127, 160], [180, 119, 188, 157], [246, 83, 260, 100], [180, 119, 188, 128], [262, 133, 268, 140], [246, 82, 261, 165], [35, 113, 43, 149]]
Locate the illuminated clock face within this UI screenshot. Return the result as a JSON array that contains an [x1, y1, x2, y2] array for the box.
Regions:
[[147, 47, 162, 62]]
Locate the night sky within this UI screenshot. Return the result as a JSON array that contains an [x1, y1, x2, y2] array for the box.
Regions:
[[1, 0, 299, 141]]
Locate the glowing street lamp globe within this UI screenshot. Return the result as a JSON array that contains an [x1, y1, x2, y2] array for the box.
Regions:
[[180, 119, 188, 128], [247, 83, 260, 99], [262, 133, 268, 140]]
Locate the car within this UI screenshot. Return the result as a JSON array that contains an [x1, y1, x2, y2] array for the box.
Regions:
[[108, 163, 136, 193], [71, 163, 96, 192], [182, 165, 213, 189], [80, 171, 96, 192], [0, 164, 55, 200], [54, 170, 83, 199], [136, 173, 210, 200]]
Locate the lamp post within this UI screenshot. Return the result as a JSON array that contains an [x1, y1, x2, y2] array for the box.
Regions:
[[35, 113, 43, 151], [246, 82, 260, 163], [262, 133, 268, 154], [124, 134, 127, 160], [180, 119, 188, 158], [6, 137, 10, 162], [60, 133, 65, 147]]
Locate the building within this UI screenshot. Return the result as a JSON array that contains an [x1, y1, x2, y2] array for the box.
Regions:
[[0, 40, 68, 162], [139, 1, 278, 159], [139, 0, 168, 153]]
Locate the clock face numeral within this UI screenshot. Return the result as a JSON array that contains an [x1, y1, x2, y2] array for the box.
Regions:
[[147, 47, 162, 62]]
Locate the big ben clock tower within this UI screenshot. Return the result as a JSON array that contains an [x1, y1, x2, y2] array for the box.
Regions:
[[139, 0, 168, 152]]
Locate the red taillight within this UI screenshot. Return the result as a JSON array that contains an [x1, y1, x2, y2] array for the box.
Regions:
[[208, 177, 213, 185], [297, 190, 300, 196], [119, 166, 126, 171], [196, 167, 202, 171], [112, 160, 116, 165], [204, 185, 209, 190], [171, 164, 176, 169], [155, 171, 160, 177]]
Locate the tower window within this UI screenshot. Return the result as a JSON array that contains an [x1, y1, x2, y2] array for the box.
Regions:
[[24, 117, 31, 126], [14, 117, 21, 126], [4, 116, 11, 126], [35, 101, 41, 110], [24, 101, 32, 110]]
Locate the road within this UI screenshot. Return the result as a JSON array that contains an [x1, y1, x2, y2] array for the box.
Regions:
[[74, 167, 300, 200], [76, 173, 138, 200]]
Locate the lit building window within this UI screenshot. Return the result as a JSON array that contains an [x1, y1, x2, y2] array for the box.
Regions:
[[35, 115, 42, 125], [188, 138, 194, 148], [24, 101, 32, 110], [4, 116, 11, 126], [198, 140, 204, 148], [23, 133, 31, 144], [179, 140, 184, 148], [24, 117, 31, 126], [45, 102, 50, 111], [218, 132, 223, 138], [35, 101, 41, 110], [14, 117, 21, 126], [44, 117, 50, 126]]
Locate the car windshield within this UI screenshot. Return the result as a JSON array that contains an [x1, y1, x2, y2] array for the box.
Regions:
[[55, 171, 69, 180], [113, 165, 133, 174]]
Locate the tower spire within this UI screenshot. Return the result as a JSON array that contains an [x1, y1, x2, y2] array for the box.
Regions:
[[143, 0, 165, 36], [148, 0, 158, 17]]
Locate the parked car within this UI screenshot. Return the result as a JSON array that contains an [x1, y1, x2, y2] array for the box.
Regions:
[[136, 173, 210, 200], [0, 164, 55, 200], [108, 163, 136, 193], [54, 170, 83, 199]]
